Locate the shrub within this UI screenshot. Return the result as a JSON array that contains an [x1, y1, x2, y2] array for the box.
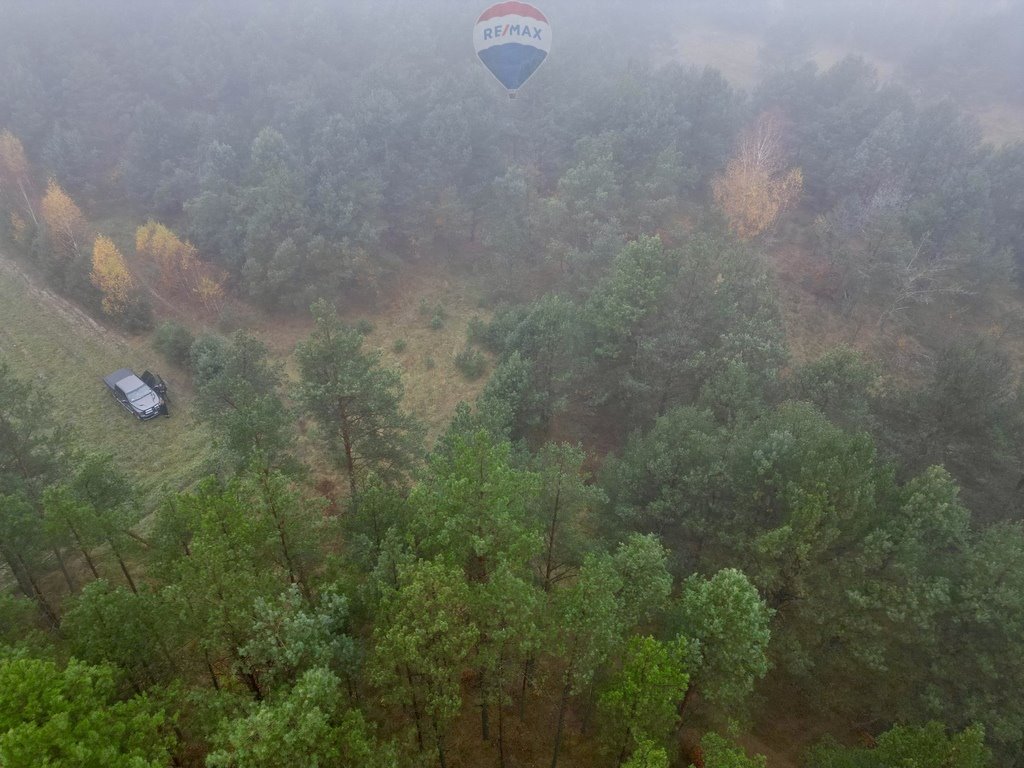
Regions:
[[454, 346, 487, 381], [356, 318, 374, 335], [430, 306, 447, 331], [466, 317, 488, 345], [420, 300, 447, 330], [121, 295, 154, 334], [152, 321, 195, 367], [392, 338, 407, 353], [189, 333, 228, 378], [424, 356, 436, 370]]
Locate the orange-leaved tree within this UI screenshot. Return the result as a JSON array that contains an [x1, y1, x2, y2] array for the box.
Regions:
[[135, 219, 199, 295], [0, 130, 38, 228], [712, 113, 803, 240], [90, 235, 134, 315], [40, 179, 88, 261]]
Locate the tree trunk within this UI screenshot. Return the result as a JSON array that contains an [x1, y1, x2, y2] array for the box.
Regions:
[[240, 668, 263, 700], [497, 685, 507, 768], [1, 545, 38, 604], [617, 727, 633, 768], [519, 656, 534, 719], [406, 666, 425, 754], [3, 546, 60, 630], [433, 716, 448, 768], [480, 667, 490, 741], [616, 696, 641, 767], [203, 650, 221, 691], [111, 543, 138, 594], [676, 682, 697, 725], [339, 409, 358, 499], [542, 474, 563, 593], [550, 678, 571, 768], [68, 522, 100, 580], [18, 178, 38, 227], [260, 472, 310, 601], [53, 547, 75, 593]]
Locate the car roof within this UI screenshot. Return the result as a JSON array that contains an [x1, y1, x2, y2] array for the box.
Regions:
[[118, 374, 147, 392], [104, 368, 133, 388]]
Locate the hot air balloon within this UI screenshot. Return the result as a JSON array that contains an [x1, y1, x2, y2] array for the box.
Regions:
[[473, 2, 551, 98]]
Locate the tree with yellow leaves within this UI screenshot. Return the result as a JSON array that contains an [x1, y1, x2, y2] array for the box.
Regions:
[[90, 235, 134, 316], [712, 113, 803, 240], [135, 220, 199, 295], [0, 130, 38, 227], [40, 179, 88, 261], [194, 273, 225, 311]]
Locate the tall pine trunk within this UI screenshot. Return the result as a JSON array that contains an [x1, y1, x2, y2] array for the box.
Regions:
[[480, 668, 490, 741], [67, 521, 100, 579], [53, 546, 75, 593], [550, 677, 572, 768], [111, 542, 138, 594]]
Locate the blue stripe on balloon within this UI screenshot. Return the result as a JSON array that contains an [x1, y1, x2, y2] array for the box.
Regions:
[[477, 43, 547, 91]]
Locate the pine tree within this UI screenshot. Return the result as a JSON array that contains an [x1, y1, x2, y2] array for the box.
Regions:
[[295, 299, 421, 497]]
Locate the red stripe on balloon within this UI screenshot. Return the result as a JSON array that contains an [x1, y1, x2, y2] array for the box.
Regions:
[[477, 2, 548, 24]]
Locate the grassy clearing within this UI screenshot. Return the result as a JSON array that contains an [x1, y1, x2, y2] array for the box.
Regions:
[[672, 24, 763, 89], [1, 240, 490, 517], [255, 262, 493, 444], [0, 255, 212, 509]]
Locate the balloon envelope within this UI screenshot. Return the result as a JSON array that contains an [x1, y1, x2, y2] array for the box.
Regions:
[[473, 2, 551, 94]]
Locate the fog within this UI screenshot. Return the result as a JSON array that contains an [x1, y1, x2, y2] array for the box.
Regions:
[[1, 2, 1024, 767]]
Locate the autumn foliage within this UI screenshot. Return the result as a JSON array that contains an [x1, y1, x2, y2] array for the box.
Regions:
[[0, 130, 37, 228], [135, 220, 199, 293], [712, 113, 803, 240], [90, 235, 134, 315], [135, 219, 224, 310], [40, 179, 88, 260]]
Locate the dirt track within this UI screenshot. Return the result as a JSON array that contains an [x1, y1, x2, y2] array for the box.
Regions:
[[0, 249, 123, 348]]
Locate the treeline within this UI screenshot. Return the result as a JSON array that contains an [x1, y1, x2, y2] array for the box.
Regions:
[[3, 2, 1020, 315]]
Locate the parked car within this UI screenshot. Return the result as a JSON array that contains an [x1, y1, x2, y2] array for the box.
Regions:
[[103, 368, 167, 420]]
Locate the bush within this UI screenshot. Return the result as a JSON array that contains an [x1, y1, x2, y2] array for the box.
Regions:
[[466, 317, 488, 345], [454, 346, 487, 381], [430, 305, 448, 329], [424, 356, 436, 370], [120, 295, 154, 334], [356, 318, 374, 335], [189, 333, 228, 379], [392, 338, 407, 353], [152, 321, 195, 367], [420, 299, 447, 330]]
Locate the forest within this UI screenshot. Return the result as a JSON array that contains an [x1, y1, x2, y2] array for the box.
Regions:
[[2, 0, 1024, 766]]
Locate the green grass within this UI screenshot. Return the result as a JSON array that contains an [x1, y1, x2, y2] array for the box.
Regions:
[[0, 262, 212, 509]]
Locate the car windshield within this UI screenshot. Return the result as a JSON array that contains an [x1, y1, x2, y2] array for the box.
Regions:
[[126, 385, 151, 403]]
